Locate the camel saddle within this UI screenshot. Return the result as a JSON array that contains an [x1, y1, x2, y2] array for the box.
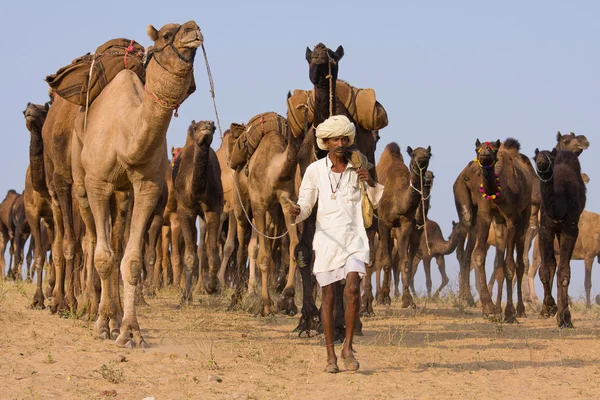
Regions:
[[46, 38, 146, 106], [286, 80, 388, 138], [228, 113, 290, 171], [347, 150, 376, 229]]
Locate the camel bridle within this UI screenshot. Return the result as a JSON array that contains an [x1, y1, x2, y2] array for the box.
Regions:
[[535, 152, 554, 182]]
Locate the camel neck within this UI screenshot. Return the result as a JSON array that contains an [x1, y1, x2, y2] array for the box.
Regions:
[[480, 168, 499, 199], [314, 80, 336, 126], [191, 142, 210, 195]]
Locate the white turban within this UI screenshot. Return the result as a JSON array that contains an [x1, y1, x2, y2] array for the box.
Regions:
[[315, 115, 356, 150]]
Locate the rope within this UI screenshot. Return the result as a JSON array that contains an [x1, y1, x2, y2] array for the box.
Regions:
[[410, 163, 431, 256], [201, 44, 290, 240], [83, 57, 96, 132]]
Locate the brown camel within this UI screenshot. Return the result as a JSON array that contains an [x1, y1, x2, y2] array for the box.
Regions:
[[71, 21, 202, 347], [23, 102, 57, 308], [467, 139, 532, 321], [0, 189, 20, 279], [528, 210, 600, 307], [7, 194, 29, 280], [162, 146, 184, 288], [408, 220, 460, 299], [293, 43, 380, 337], [374, 142, 432, 309], [534, 148, 586, 327], [173, 120, 222, 301], [230, 113, 300, 316]]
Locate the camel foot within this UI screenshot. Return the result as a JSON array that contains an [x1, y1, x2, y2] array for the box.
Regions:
[[204, 274, 220, 295], [258, 298, 274, 317], [540, 298, 557, 318], [595, 294, 600, 306], [516, 302, 526, 318], [557, 308, 573, 329], [77, 291, 99, 321], [294, 302, 320, 337], [481, 300, 497, 318], [30, 289, 46, 310], [116, 318, 146, 348], [504, 305, 517, 324], [95, 317, 110, 340], [460, 291, 476, 307], [50, 292, 67, 314], [376, 290, 391, 306], [228, 291, 243, 311], [401, 293, 415, 309], [360, 292, 375, 317], [276, 287, 297, 316]]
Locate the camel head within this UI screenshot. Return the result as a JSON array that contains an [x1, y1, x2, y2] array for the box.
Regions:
[[555, 131, 590, 156], [171, 146, 183, 164], [146, 21, 202, 75], [533, 148, 556, 181], [306, 43, 344, 87], [581, 173, 590, 185], [450, 220, 460, 237], [407, 145, 432, 172], [22, 102, 49, 133], [188, 120, 215, 147], [475, 139, 501, 168]]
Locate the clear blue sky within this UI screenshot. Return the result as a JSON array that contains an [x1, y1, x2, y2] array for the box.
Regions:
[[2, 1, 598, 299]]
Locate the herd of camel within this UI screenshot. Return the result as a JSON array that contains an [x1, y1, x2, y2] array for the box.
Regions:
[[0, 21, 597, 348]]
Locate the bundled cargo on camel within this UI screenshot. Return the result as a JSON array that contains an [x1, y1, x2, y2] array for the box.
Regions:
[[286, 79, 388, 138], [46, 38, 147, 106]]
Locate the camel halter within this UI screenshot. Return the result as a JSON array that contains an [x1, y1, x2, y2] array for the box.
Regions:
[[201, 44, 290, 240], [535, 152, 554, 182], [475, 143, 501, 200], [410, 159, 432, 256]]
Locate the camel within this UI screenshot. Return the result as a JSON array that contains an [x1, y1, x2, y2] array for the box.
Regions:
[[293, 43, 379, 336], [23, 102, 57, 308], [465, 139, 532, 321], [534, 148, 586, 327], [374, 143, 432, 309], [407, 220, 460, 299], [229, 113, 300, 316], [173, 120, 222, 301], [0, 189, 20, 279], [161, 146, 184, 288], [527, 210, 600, 307], [71, 21, 202, 347], [7, 194, 29, 280]]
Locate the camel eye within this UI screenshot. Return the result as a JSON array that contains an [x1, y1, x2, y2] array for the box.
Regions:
[[163, 32, 172, 40]]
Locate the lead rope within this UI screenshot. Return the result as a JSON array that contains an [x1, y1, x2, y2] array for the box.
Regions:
[[201, 44, 289, 240], [83, 56, 96, 132]]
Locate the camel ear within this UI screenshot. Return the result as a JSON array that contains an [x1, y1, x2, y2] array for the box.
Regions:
[[305, 46, 312, 62], [582, 173, 590, 184], [551, 148, 557, 156], [494, 140, 501, 149], [287, 90, 292, 100], [406, 146, 413, 156], [147, 24, 159, 42], [569, 132, 576, 137], [475, 139, 481, 149], [427, 145, 431, 154], [171, 146, 175, 153], [452, 220, 458, 227], [334, 45, 344, 61], [44, 102, 50, 111], [534, 148, 539, 157], [556, 131, 562, 140]]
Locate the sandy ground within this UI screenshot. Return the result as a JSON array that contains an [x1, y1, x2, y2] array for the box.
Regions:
[[2, 280, 600, 400]]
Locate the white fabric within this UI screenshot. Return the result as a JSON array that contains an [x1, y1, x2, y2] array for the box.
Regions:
[[315, 115, 356, 150], [315, 257, 366, 287], [294, 155, 384, 276]]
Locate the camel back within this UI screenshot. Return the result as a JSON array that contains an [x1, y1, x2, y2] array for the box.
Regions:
[[46, 38, 146, 106], [286, 80, 388, 138], [229, 112, 290, 170]]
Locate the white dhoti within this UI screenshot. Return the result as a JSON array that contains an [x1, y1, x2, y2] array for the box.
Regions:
[[314, 257, 366, 287]]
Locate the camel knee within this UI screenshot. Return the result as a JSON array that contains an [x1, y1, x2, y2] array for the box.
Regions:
[[94, 251, 113, 279], [558, 268, 571, 287], [258, 256, 270, 273]]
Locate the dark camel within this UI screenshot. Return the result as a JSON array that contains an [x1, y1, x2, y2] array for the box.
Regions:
[[375, 143, 432, 309], [0, 189, 20, 279], [7, 194, 29, 280], [173, 120, 223, 302], [534, 148, 586, 327]]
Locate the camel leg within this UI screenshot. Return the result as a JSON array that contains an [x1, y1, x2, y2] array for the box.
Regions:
[[584, 255, 594, 308], [528, 237, 541, 303], [169, 214, 183, 288], [254, 207, 274, 316], [376, 219, 394, 306], [0, 229, 7, 280], [502, 220, 518, 323], [556, 231, 577, 328], [145, 212, 163, 295], [243, 230, 258, 296], [294, 210, 320, 334], [230, 209, 250, 307], [178, 208, 198, 304], [391, 236, 400, 298], [422, 257, 432, 298], [193, 217, 207, 294], [472, 215, 495, 317], [27, 212, 46, 309], [199, 210, 221, 295], [433, 256, 449, 299], [115, 180, 161, 348], [218, 212, 236, 287], [522, 203, 539, 300], [161, 226, 171, 287], [457, 210, 476, 306], [360, 229, 377, 316], [538, 222, 558, 318], [276, 197, 299, 316], [11, 230, 24, 281], [26, 235, 34, 282], [514, 219, 528, 318], [49, 197, 67, 314], [398, 217, 416, 308], [491, 248, 505, 315], [54, 173, 78, 314]]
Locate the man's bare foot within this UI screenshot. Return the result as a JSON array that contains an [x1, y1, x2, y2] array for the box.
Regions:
[[341, 349, 360, 371], [324, 361, 339, 374]]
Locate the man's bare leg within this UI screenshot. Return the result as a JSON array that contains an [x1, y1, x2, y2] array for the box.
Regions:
[[321, 283, 339, 373], [341, 271, 360, 371]]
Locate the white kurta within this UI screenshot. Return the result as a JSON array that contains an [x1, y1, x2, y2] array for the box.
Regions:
[[295, 155, 384, 282]]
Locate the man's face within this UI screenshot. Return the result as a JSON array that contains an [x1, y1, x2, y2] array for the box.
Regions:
[[325, 135, 350, 156]]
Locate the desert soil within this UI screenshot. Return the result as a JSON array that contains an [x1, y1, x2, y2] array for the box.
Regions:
[[1, 281, 600, 400]]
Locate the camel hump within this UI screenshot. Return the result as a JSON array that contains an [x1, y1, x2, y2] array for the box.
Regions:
[[384, 142, 402, 159], [501, 138, 521, 152], [6, 189, 17, 196]]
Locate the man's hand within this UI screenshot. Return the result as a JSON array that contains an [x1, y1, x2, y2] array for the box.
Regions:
[[289, 203, 301, 218], [357, 168, 375, 187]]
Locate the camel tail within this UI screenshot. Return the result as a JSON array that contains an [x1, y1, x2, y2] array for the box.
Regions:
[[29, 130, 47, 193]]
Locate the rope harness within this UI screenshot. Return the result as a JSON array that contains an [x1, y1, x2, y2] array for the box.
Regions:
[[475, 142, 501, 200], [410, 161, 432, 255], [535, 152, 554, 182]]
